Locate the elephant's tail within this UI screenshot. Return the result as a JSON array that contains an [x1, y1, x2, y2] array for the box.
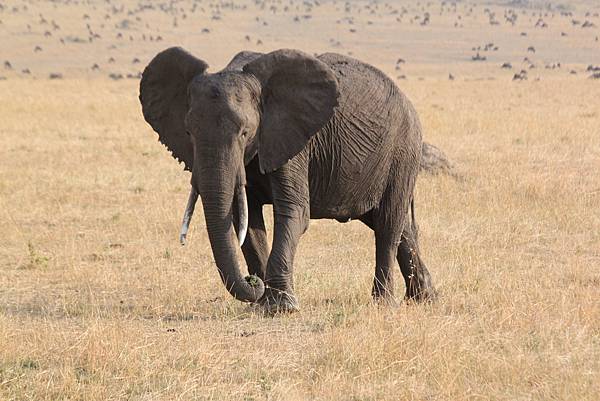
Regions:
[[410, 198, 419, 241]]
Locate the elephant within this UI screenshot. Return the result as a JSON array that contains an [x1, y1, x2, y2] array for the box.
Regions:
[[139, 47, 436, 313]]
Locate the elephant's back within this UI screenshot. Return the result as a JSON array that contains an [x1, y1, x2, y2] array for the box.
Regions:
[[307, 53, 416, 219]]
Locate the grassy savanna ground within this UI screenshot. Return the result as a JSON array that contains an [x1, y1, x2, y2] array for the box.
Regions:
[[1, 77, 599, 400], [2, 0, 600, 399]]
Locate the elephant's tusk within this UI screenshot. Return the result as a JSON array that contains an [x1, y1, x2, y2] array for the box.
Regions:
[[237, 185, 248, 247], [180, 187, 199, 245]]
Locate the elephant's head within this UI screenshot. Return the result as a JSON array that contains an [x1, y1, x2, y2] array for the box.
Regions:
[[139, 47, 339, 303]]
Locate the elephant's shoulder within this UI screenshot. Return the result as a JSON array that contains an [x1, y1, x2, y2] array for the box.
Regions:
[[318, 53, 393, 85], [318, 53, 403, 119], [318, 53, 400, 103]]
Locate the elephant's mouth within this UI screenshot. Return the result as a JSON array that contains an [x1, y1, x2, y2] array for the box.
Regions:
[[179, 184, 248, 247]]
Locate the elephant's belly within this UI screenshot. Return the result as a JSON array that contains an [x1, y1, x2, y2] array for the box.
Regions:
[[307, 135, 392, 221], [308, 175, 387, 220]]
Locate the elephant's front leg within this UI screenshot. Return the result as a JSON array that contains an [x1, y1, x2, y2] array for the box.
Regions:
[[232, 192, 269, 280], [260, 158, 310, 313]]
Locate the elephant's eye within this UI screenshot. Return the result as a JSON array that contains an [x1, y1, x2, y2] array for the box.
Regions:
[[186, 130, 191, 137], [241, 130, 248, 138]]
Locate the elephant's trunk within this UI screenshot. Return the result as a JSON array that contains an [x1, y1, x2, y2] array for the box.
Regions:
[[195, 167, 264, 303], [179, 186, 247, 247]]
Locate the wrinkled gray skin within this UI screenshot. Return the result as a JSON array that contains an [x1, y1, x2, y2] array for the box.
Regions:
[[139, 48, 436, 313]]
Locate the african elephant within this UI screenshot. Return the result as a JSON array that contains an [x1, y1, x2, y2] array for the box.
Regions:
[[139, 47, 435, 313]]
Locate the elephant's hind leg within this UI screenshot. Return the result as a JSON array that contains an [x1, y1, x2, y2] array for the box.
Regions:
[[359, 196, 435, 303], [372, 232, 401, 302], [397, 212, 436, 301], [360, 209, 404, 303]]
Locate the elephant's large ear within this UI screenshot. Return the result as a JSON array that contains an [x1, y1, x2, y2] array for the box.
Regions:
[[243, 49, 339, 173], [224, 50, 263, 71], [139, 47, 208, 171]]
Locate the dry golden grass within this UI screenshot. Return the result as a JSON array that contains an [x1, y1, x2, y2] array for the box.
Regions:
[[2, 0, 600, 399], [1, 76, 599, 400]]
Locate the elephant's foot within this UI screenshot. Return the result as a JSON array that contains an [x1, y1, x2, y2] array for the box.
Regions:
[[372, 277, 395, 301], [405, 283, 437, 303], [400, 249, 437, 303], [258, 287, 299, 314], [404, 265, 437, 303], [372, 293, 400, 307], [371, 282, 400, 307]]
